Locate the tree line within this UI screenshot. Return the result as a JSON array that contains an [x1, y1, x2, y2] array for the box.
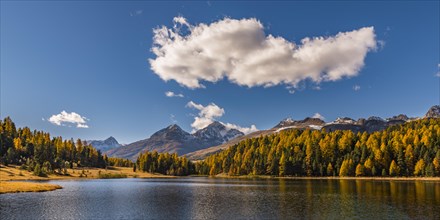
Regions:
[[194, 118, 440, 177], [1, 117, 108, 176], [106, 157, 134, 167]]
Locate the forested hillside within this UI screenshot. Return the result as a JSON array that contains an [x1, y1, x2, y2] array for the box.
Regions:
[[0, 117, 108, 175], [135, 151, 194, 176], [195, 119, 440, 177]]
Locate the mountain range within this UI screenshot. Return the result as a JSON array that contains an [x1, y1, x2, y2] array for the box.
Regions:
[[89, 105, 440, 161], [103, 122, 243, 160]]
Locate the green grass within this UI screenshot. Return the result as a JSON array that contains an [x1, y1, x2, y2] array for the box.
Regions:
[[98, 173, 128, 179]]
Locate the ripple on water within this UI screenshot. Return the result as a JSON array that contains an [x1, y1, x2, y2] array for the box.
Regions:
[[0, 178, 439, 219]]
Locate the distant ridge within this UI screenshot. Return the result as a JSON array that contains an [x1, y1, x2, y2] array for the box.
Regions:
[[105, 122, 244, 160]]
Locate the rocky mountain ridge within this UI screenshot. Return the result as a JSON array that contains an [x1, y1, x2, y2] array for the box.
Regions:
[[425, 105, 440, 118], [105, 122, 243, 160]]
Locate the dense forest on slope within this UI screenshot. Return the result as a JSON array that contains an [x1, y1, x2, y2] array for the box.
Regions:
[[135, 151, 194, 176], [0, 117, 189, 177], [194, 119, 440, 177], [0, 117, 108, 176], [106, 157, 134, 167]]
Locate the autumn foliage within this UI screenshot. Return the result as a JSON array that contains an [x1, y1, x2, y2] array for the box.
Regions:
[[195, 118, 440, 177]]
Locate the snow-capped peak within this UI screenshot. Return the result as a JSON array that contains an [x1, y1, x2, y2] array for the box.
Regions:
[[425, 105, 440, 118], [274, 117, 296, 128], [194, 121, 244, 143], [282, 117, 294, 123], [329, 117, 356, 125]]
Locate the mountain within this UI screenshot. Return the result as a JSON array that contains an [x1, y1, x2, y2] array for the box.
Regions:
[[86, 136, 121, 152], [322, 117, 364, 133], [106, 122, 244, 160], [194, 121, 244, 146], [425, 105, 440, 118], [323, 116, 404, 133], [273, 118, 295, 128], [274, 117, 325, 132], [184, 129, 273, 160], [387, 114, 409, 121]]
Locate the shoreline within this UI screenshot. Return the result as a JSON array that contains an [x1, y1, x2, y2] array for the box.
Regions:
[[2, 165, 439, 194], [210, 173, 440, 181]]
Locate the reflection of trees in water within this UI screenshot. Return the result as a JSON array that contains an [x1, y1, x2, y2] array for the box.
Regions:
[[334, 179, 439, 219]]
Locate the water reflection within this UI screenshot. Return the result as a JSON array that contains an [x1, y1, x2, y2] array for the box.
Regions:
[[0, 178, 439, 219]]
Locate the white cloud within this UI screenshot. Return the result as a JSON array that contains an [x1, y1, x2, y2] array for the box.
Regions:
[[173, 16, 190, 28], [130, 10, 143, 17], [312, 113, 325, 121], [312, 86, 322, 90], [77, 124, 89, 128], [186, 101, 224, 130], [170, 114, 178, 123], [48, 111, 89, 128], [436, 64, 440, 77], [149, 17, 377, 93], [222, 123, 258, 134], [165, 91, 184, 98], [186, 101, 257, 134], [353, 85, 361, 91]]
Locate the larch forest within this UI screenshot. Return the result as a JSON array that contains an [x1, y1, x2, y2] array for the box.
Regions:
[[1, 117, 440, 177]]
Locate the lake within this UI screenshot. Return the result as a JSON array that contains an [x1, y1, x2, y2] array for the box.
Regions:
[[1, 178, 439, 219]]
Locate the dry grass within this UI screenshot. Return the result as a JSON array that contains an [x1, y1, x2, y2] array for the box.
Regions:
[[0, 165, 171, 181], [0, 165, 172, 194], [0, 181, 62, 194]]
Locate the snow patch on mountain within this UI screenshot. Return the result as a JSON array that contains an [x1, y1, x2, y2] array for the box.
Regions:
[[87, 136, 121, 152], [194, 121, 244, 144], [308, 125, 323, 130]]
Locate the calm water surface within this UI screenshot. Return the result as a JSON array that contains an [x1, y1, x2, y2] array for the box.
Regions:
[[1, 178, 439, 219]]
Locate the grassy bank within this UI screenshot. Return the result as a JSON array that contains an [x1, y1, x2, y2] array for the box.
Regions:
[[0, 165, 173, 194], [0, 181, 62, 194]]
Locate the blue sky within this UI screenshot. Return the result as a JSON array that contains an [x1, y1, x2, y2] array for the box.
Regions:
[[1, 1, 439, 144]]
